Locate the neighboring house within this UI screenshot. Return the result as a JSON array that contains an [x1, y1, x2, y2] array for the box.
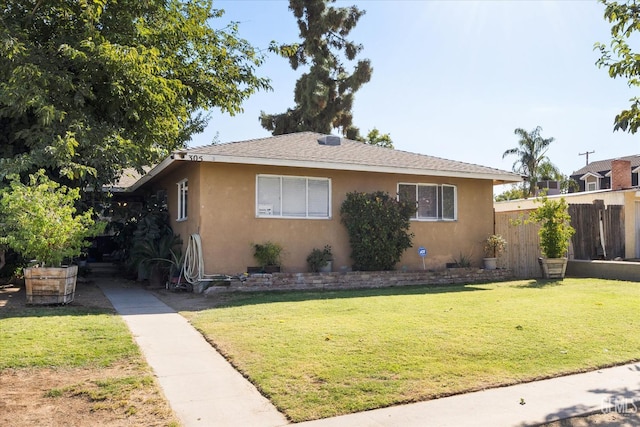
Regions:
[[570, 155, 640, 192], [125, 132, 520, 273], [496, 158, 640, 277]]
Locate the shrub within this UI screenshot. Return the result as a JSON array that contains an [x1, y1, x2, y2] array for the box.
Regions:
[[484, 234, 507, 258], [528, 197, 575, 258], [252, 241, 283, 267], [0, 170, 105, 267], [340, 191, 415, 271], [451, 252, 473, 268], [306, 245, 332, 272]]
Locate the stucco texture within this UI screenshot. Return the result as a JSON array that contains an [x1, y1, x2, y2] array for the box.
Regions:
[[150, 161, 495, 274]]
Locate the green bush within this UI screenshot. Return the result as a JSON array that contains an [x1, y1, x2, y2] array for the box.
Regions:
[[528, 197, 575, 258], [340, 191, 415, 271], [0, 170, 105, 267], [306, 245, 332, 272], [252, 241, 283, 267]]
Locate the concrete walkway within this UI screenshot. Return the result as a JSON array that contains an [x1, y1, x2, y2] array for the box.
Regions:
[[99, 280, 288, 427], [100, 280, 640, 427]]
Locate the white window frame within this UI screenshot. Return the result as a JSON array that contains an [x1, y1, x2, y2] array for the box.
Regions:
[[177, 179, 188, 221], [397, 182, 457, 221], [256, 174, 331, 219]]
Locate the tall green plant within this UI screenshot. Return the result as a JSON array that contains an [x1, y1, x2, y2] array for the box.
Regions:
[[340, 191, 415, 271], [129, 233, 182, 276], [0, 170, 105, 266], [260, 0, 372, 139], [502, 126, 558, 197], [528, 197, 575, 258], [252, 242, 283, 268]]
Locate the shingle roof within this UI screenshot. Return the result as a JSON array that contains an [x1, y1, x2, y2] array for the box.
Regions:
[[182, 132, 519, 182], [104, 167, 150, 191], [572, 155, 640, 176]]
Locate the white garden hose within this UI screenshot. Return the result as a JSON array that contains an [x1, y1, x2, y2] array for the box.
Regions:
[[183, 233, 213, 284]]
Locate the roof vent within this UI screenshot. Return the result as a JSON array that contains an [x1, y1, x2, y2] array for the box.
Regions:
[[317, 135, 341, 146]]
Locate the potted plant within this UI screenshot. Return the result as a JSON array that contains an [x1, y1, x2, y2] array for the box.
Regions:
[[129, 233, 182, 289], [483, 234, 506, 270], [306, 245, 333, 272], [448, 252, 472, 269], [251, 241, 283, 273], [0, 171, 105, 304], [528, 197, 575, 279]]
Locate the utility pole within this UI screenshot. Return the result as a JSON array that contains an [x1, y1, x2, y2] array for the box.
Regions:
[[579, 150, 595, 165]]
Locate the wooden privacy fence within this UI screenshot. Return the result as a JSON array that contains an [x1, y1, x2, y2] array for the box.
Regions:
[[568, 203, 624, 260], [495, 210, 541, 278], [495, 202, 625, 278]]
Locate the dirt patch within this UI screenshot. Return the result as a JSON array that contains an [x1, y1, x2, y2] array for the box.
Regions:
[[0, 277, 115, 311], [0, 363, 177, 427], [0, 278, 179, 427], [151, 287, 234, 312]]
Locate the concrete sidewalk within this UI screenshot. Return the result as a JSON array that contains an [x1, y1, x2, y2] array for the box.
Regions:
[[297, 364, 640, 427], [100, 280, 640, 427], [99, 279, 288, 427]]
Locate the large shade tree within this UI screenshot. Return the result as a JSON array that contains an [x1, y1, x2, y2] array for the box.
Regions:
[[596, 0, 640, 133], [502, 126, 559, 198], [0, 0, 270, 187], [260, 0, 372, 140]]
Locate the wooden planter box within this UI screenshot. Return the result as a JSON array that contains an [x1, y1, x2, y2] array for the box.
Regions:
[[539, 257, 568, 279], [24, 265, 78, 305]]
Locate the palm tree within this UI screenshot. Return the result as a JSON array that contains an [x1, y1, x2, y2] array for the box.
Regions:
[[502, 126, 557, 197]]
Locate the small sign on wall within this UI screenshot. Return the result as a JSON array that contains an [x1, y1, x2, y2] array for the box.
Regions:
[[418, 246, 427, 270]]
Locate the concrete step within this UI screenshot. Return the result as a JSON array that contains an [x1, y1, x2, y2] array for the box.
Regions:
[[86, 262, 121, 277]]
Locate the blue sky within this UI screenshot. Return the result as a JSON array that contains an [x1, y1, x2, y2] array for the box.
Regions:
[[192, 0, 639, 179]]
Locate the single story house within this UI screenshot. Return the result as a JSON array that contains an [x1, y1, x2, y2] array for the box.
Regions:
[[125, 132, 521, 273]]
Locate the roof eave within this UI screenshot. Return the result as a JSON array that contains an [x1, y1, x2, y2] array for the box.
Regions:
[[174, 154, 521, 183], [124, 152, 521, 191], [580, 172, 603, 180], [127, 156, 176, 192]]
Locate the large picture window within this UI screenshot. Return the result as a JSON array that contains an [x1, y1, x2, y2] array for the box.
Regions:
[[257, 175, 330, 219], [398, 183, 457, 221], [177, 179, 188, 221]]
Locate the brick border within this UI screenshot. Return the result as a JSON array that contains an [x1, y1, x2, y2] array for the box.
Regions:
[[203, 268, 513, 294]]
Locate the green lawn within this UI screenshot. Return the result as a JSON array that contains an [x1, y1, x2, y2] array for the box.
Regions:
[[0, 307, 139, 369], [183, 278, 640, 422], [0, 305, 178, 425]]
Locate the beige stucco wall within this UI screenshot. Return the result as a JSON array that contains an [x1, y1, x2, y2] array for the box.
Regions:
[[149, 162, 496, 274], [624, 191, 638, 259]]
